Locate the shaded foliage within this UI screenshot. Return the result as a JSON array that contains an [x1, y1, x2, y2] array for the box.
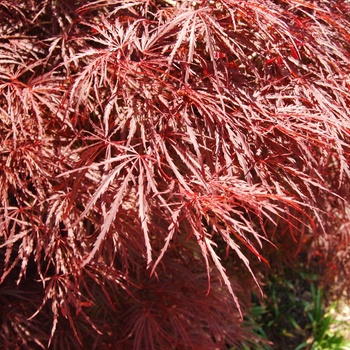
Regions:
[[1, 0, 350, 348]]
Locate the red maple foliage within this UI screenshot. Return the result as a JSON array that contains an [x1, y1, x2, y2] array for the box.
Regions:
[[1, 0, 350, 348]]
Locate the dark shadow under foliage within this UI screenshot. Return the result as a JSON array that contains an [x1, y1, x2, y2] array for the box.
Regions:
[[1, 0, 350, 348]]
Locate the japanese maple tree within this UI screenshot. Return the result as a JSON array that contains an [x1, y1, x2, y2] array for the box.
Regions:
[[1, 0, 350, 348]]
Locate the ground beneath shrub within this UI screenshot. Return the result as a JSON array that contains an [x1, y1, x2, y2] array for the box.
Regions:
[[332, 296, 350, 340]]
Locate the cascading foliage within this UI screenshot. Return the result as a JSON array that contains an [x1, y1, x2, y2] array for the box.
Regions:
[[1, 0, 350, 348]]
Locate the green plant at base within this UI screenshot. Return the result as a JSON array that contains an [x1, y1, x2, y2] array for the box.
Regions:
[[296, 285, 350, 350], [236, 269, 350, 350]]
